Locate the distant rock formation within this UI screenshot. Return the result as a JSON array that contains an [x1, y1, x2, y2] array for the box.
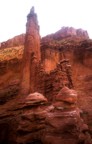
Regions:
[[42, 27, 89, 42], [0, 27, 89, 49]]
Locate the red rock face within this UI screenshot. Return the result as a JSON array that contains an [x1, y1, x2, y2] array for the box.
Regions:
[[41, 37, 92, 136], [0, 34, 25, 48], [20, 7, 41, 95]]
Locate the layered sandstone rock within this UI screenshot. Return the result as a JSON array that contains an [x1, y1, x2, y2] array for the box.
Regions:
[[0, 89, 91, 144], [0, 92, 48, 144], [41, 36, 92, 136], [43, 87, 92, 144], [36, 58, 74, 102], [0, 46, 23, 104]]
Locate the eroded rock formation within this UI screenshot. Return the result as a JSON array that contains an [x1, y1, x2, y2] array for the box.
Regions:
[[0, 87, 92, 144], [20, 7, 41, 95], [44, 87, 92, 144], [0, 6, 92, 144], [0, 93, 48, 144], [41, 26, 89, 42]]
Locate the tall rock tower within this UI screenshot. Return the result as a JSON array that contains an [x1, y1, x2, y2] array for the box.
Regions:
[[20, 7, 41, 95]]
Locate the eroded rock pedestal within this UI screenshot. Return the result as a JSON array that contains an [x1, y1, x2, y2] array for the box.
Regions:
[[0, 88, 91, 144], [0, 93, 48, 144], [42, 87, 92, 144]]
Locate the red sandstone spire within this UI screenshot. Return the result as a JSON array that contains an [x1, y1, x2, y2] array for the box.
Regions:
[[20, 7, 41, 95]]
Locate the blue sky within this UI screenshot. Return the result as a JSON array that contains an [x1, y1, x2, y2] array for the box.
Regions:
[[0, 0, 92, 42]]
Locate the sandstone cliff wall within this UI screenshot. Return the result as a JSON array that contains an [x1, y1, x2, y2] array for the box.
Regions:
[[0, 13, 92, 144]]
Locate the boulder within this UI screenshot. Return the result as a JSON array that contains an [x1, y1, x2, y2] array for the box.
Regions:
[[55, 86, 77, 104]]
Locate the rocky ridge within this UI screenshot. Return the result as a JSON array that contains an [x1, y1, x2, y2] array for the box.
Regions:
[[0, 34, 25, 49], [41, 26, 89, 42]]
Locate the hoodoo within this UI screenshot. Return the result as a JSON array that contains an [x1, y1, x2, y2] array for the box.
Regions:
[[20, 7, 41, 95]]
